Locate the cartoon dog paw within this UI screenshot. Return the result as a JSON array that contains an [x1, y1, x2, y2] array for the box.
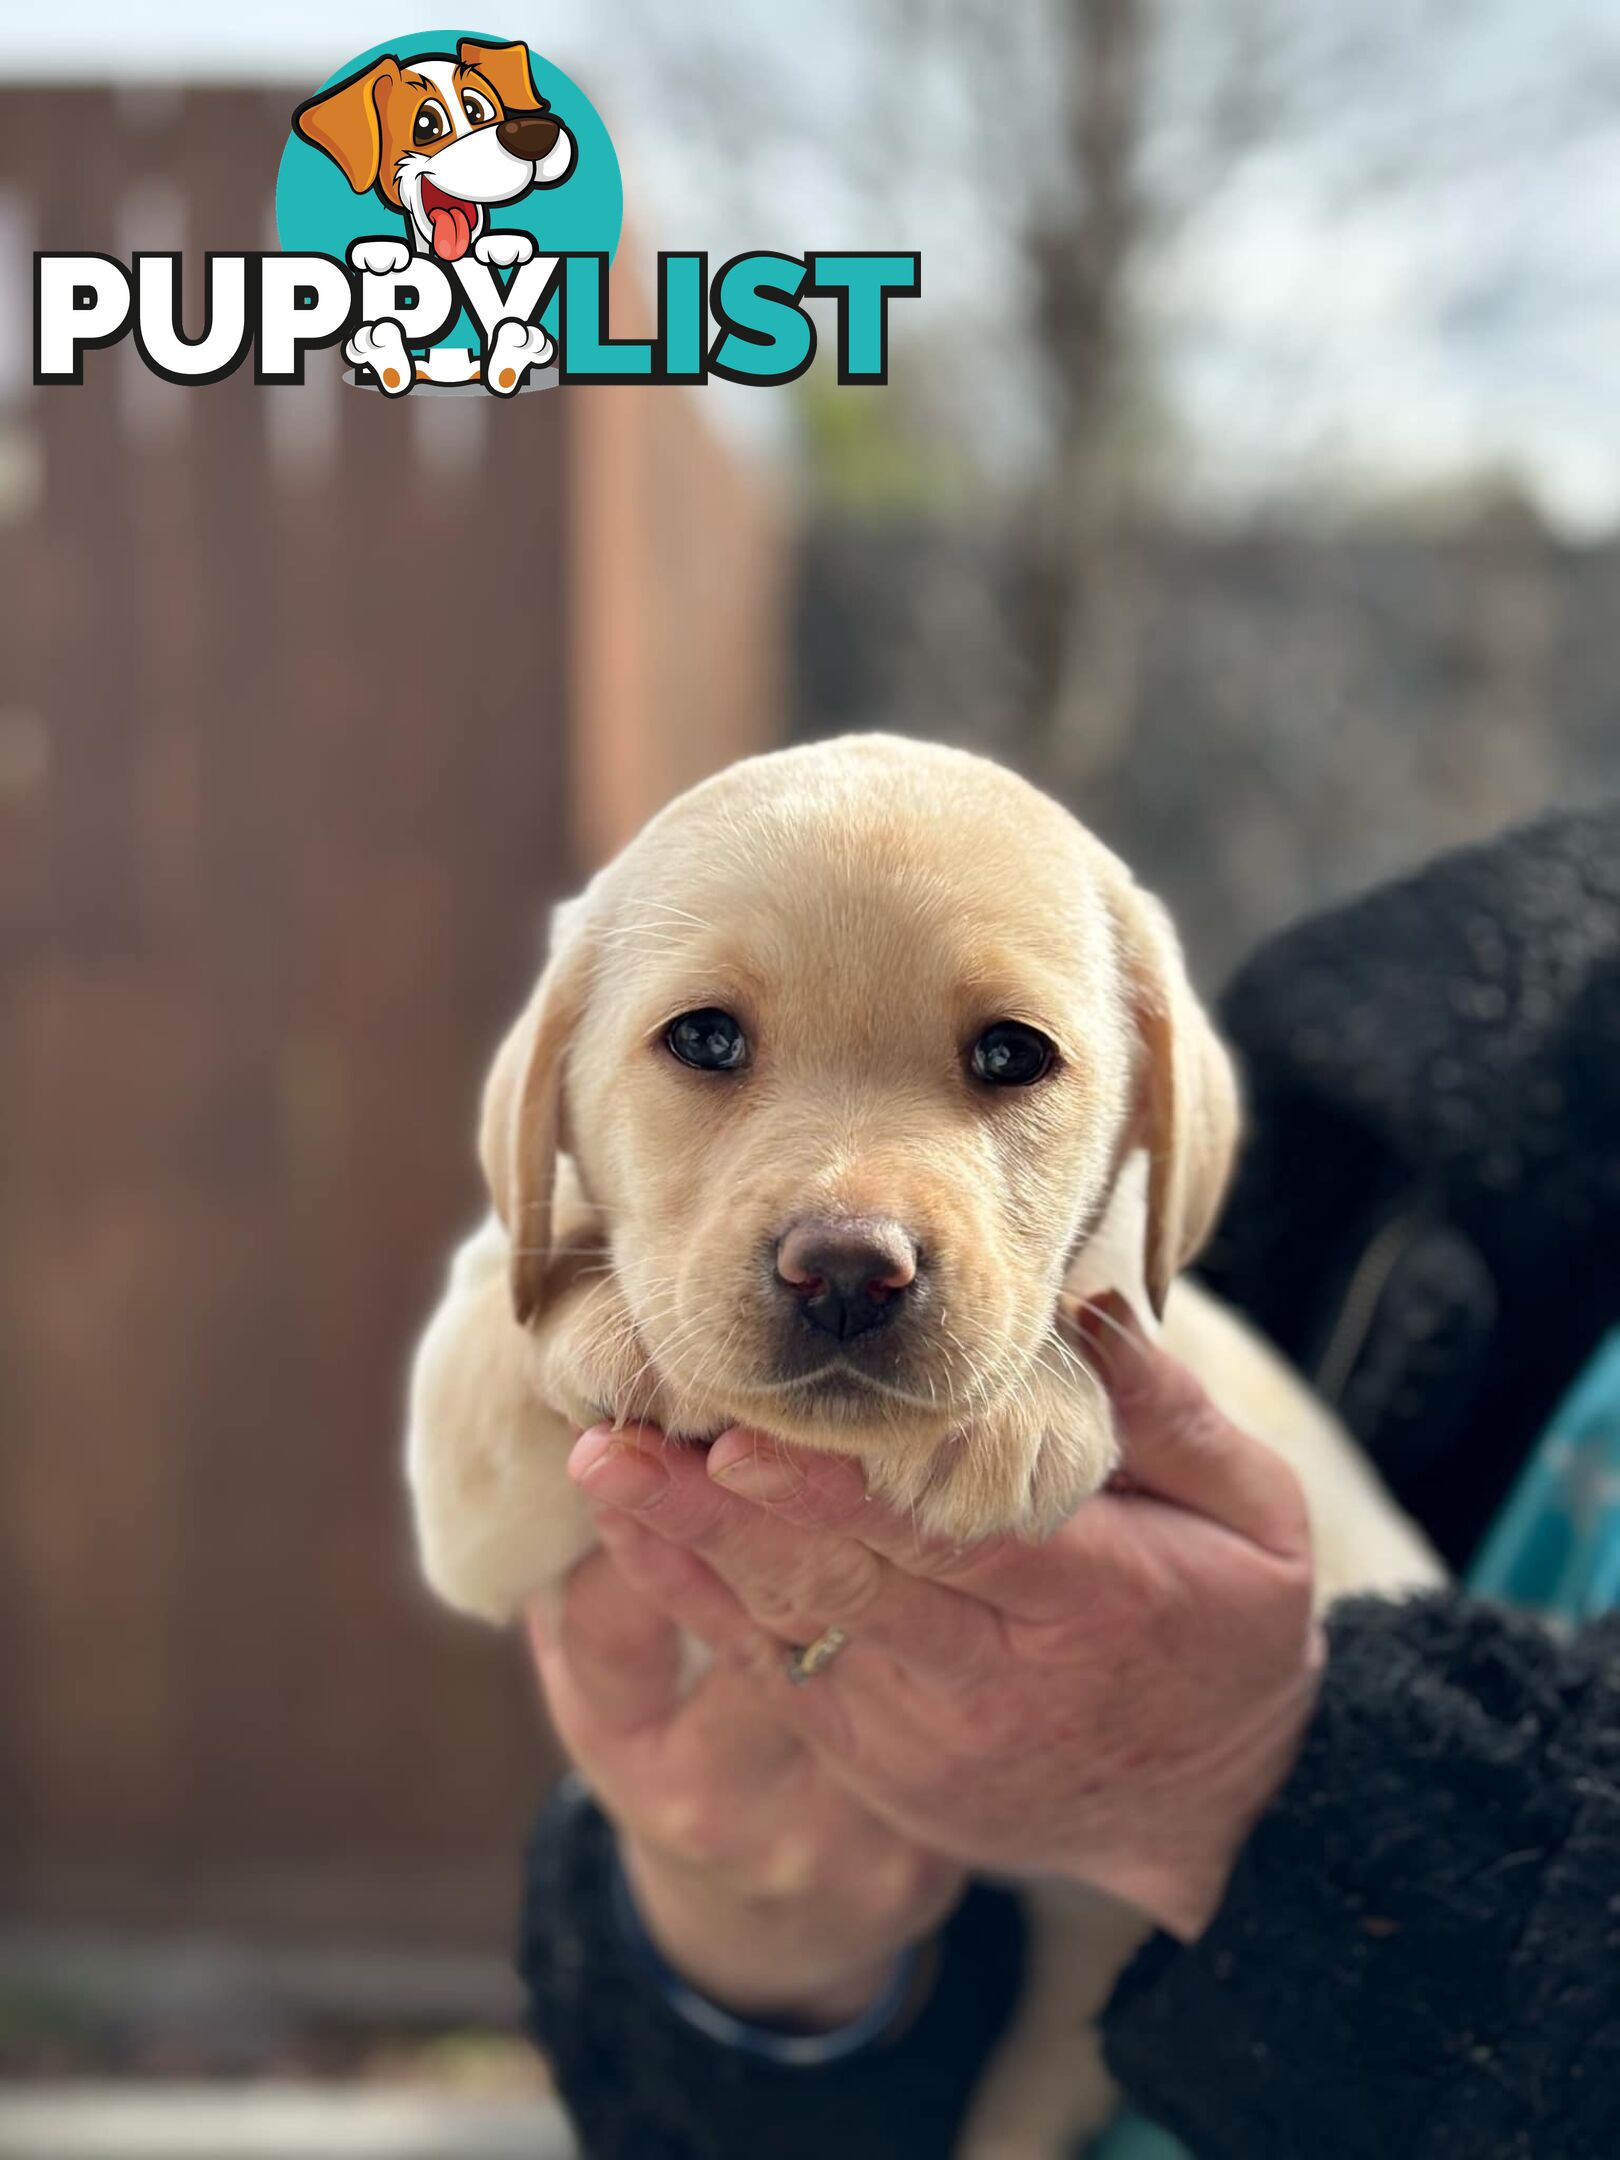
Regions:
[[484, 318, 553, 395], [473, 231, 537, 270], [347, 238, 413, 278], [346, 320, 414, 396]]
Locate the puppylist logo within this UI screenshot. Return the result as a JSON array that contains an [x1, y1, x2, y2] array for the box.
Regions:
[[33, 28, 922, 398]]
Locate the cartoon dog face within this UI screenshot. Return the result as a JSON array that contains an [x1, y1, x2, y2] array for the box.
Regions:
[[293, 38, 575, 262]]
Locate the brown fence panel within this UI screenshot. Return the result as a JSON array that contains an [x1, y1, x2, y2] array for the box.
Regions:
[[0, 87, 780, 1947]]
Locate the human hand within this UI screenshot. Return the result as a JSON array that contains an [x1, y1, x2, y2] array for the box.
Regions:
[[568, 1298, 1324, 1941], [527, 1545, 965, 2029]]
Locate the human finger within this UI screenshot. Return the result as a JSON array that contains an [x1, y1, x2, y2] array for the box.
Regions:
[[579, 1428, 995, 1677], [1079, 1295, 1312, 1558]]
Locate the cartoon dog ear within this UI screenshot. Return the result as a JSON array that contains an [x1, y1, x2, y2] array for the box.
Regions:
[[293, 57, 402, 194], [479, 904, 593, 1327], [458, 36, 544, 114], [1105, 876, 1241, 1318]]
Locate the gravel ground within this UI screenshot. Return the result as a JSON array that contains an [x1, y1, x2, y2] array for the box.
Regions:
[[0, 1932, 575, 2158], [0, 2084, 575, 2159]]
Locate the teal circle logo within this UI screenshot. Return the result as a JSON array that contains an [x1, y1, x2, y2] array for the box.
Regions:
[[275, 28, 621, 356]]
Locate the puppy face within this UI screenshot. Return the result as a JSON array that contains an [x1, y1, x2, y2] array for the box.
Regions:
[[486, 738, 1236, 1493], [293, 39, 575, 262]]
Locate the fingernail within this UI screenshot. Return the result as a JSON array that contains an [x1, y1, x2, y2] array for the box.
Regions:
[[568, 1429, 669, 1509], [713, 1443, 804, 1504]]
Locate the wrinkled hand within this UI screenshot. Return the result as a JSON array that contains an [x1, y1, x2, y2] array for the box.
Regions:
[[528, 1544, 964, 2028], [569, 1298, 1324, 1940]]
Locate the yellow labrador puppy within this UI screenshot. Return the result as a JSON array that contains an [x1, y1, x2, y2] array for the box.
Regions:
[[407, 736, 1439, 2157]]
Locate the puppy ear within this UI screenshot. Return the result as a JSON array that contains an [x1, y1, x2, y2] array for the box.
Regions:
[[293, 57, 401, 194], [1107, 881, 1240, 1317], [479, 910, 592, 1327], [458, 36, 544, 113]]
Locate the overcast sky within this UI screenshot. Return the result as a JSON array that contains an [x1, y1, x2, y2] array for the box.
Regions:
[[10, 0, 1620, 535]]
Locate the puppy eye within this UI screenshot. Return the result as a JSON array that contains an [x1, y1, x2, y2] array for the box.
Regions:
[[666, 1009, 748, 1073], [413, 100, 451, 145], [970, 1022, 1055, 1087], [461, 90, 493, 126]]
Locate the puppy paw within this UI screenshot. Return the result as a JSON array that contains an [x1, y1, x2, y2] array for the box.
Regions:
[[347, 237, 413, 278], [878, 1340, 1116, 1543], [484, 317, 553, 395], [473, 230, 537, 269], [529, 1268, 675, 1437], [346, 320, 414, 395]]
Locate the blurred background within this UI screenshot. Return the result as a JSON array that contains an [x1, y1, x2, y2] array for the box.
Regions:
[[4, 2, 1620, 2152]]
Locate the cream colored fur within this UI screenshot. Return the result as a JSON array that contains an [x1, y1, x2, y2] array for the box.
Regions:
[[405, 735, 1442, 2156]]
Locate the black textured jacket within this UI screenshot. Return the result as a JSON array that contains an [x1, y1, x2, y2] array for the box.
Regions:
[[519, 807, 1620, 2160]]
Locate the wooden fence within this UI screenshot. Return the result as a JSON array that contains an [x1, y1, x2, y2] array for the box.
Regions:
[[0, 87, 781, 1947]]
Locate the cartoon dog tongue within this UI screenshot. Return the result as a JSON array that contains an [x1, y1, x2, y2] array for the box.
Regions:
[[426, 190, 475, 261]]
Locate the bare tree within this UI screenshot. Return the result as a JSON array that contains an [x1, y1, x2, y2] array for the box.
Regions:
[[1023, 0, 1148, 787], [603, 0, 1620, 799]]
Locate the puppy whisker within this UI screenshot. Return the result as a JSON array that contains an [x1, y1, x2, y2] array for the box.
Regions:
[[1070, 1298, 1143, 1359]]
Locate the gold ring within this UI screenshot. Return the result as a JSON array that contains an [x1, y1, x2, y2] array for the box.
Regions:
[[782, 1625, 850, 1685]]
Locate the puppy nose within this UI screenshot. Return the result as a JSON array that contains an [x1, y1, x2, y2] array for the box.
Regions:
[[497, 111, 562, 159], [775, 1218, 918, 1342]]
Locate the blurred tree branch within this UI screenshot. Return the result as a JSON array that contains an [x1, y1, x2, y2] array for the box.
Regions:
[[600, 0, 1620, 789], [1024, 0, 1147, 787]]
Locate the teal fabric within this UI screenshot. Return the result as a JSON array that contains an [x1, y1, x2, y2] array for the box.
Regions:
[[1089, 1328, 1620, 2160], [1091, 2115, 1192, 2160], [1467, 1330, 1620, 1621]]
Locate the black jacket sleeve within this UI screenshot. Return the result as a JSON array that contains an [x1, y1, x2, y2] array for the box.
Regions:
[[518, 1777, 1026, 2160], [1203, 802, 1620, 1566], [1101, 1592, 1620, 2160]]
